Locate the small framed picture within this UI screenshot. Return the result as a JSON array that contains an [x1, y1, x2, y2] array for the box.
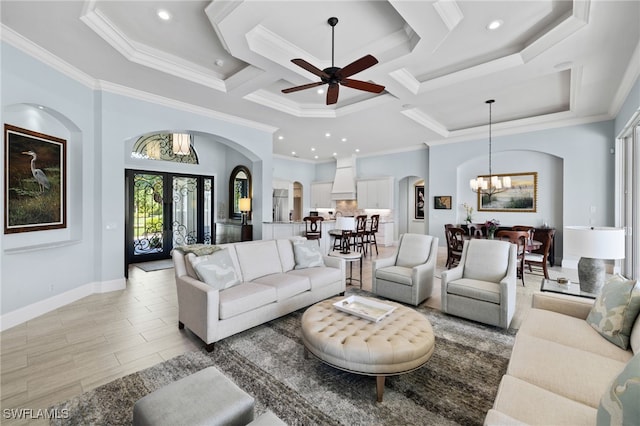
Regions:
[[415, 185, 425, 219], [434, 196, 452, 210]]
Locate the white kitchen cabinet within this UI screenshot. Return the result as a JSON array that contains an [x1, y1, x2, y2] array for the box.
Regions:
[[310, 182, 333, 209], [357, 178, 393, 209], [376, 222, 394, 246]]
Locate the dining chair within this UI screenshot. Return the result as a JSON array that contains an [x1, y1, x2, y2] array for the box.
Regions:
[[496, 230, 529, 285], [512, 225, 535, 241], [525, 228, 556, 279], [303, 216, 323, 244], [445, 225, 465, 269]]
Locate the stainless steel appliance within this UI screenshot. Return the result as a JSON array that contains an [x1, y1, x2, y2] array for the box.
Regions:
[[272, 189, 289, 222]]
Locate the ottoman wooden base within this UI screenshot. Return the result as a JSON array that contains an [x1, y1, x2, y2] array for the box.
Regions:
[[301, 296, 435, 402]]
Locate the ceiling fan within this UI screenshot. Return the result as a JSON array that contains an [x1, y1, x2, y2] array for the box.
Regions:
[[281, 17, 385, 105]]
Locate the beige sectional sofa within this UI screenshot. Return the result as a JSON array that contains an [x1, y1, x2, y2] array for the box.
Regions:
[[172, 238, 346, 351], [486, 292, 639, 425]]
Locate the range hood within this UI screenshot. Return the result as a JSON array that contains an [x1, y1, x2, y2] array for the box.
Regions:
[[331, 156, 357, 200]]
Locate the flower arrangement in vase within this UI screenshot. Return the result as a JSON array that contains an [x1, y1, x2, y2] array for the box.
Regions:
[[462, 203, 474, 223], [485, 219, 500, 239]]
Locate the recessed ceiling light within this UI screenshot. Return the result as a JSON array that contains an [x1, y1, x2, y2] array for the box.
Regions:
[[341, 137, 347, 142], [317, 89, 324, 94], [291, 151, 296, 156], [157, 9, 171, 21], [278, 135, 284, 140], [333, 152, 337, 156], [355, 148, 360, 153], [314, 155, 319, 159], [325, 133, 331, 138], [311, 147, 316, 151], [486, 19, 503, 30], [215, 59, 224, 67], [37, 105, 45, 110]]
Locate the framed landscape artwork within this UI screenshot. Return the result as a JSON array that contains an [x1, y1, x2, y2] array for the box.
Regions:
[[4, 124, 67, 234], [415, 185, 425, 219], [434, 196, 452, 210], [477, 172, 537, 212]]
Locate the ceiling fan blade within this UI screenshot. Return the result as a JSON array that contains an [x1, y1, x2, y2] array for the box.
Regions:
[[336, 54, 378, 79], [282, 81, 325, 94], [341, 79, 385, 93], [326, 84, 339, 105], [291, 59, 330, 79]]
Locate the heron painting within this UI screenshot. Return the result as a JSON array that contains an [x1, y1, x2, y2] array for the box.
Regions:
[[4, 124, 67, 234]]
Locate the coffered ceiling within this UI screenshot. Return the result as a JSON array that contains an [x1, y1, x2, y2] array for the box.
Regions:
[[1, 1, 638, 161]]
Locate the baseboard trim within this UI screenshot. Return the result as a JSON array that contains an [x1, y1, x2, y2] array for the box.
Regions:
[[0, 278, 126, 332]]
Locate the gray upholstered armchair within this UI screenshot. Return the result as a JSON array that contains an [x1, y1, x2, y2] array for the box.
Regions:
[[372, 233, 439, 306], [440, 239, 517, 329]]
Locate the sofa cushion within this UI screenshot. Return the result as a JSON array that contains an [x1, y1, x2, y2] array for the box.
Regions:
[[288, 266, 342, 290], [218, 283, 277, 320], [446, 278, 500, 304], [190, 249, 240, 290], [597, 352, 640, 425], [586, 275, 640, 350], [519, 308, 633, 363], [276, 239, 296, 272], [253, 273, 311, 301], [234, 241, 283, 282], [293, 239, 325, 269], [375, 266, 413, 286], [490, 375, 597, 425], [462, 239, 511, 283], [184, 253, 199, 279], [507, 333, 628, 408], [396, 234, 432, 268]]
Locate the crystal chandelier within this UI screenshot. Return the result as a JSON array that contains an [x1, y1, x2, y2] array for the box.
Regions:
[[470, 99, 511, 196]]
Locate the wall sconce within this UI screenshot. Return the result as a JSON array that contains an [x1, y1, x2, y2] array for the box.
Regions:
[[563, 226, 626, 294], [172, 133, 191, 156], [239, 197, 251, 225]]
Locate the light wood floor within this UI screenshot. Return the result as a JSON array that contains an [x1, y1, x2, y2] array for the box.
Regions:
[[0, 243, 572, 425]]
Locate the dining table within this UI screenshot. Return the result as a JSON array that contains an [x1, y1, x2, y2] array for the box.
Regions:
[[463, 234, 542, 251]]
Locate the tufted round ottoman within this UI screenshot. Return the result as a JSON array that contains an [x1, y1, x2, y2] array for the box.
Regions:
[[301, 296, 435, 402]]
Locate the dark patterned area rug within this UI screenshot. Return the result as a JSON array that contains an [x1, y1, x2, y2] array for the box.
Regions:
[[51, 291, 515, 425]]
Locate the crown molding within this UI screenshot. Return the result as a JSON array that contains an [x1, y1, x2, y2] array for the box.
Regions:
[[98, 81, 278, 134], [433, 0, 463, 31], [609, 40, 640, 118], [0, 24, 96, 89], [80, 2, 229, 92]]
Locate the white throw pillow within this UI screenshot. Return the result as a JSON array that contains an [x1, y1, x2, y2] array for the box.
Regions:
[[293, 239, 325, 269], [190, 249, 240, 290]]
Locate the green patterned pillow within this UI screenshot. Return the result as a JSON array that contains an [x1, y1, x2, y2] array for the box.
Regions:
[[586, 275, 640, 350], [293, 239, 325, 269], [174, 244, 221, 256], [597, 353, 640, 425], [190, 249, 240, 290]]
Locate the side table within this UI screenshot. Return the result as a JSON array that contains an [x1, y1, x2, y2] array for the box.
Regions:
[[329, 250, 362, 288], [540, 278, 597, 299]]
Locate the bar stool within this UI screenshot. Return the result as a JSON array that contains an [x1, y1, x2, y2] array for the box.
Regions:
[[303, 216, 323, 244]]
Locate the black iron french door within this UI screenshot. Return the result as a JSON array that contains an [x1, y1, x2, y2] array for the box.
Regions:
[[125, 170, 213, 272]]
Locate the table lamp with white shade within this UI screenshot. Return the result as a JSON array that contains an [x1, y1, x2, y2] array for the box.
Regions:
[[239, 197, 251, 225], [563, 226, 625, 294]]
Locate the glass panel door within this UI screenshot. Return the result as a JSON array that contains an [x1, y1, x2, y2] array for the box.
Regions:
[[125, 170, 214, 274], [130, 172, 168, 259], [172, 176, 198, 246]]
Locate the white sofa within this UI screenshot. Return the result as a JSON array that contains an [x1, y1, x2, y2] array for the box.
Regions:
[[485, 292, 640, 425], [172, 239, 346, 351]]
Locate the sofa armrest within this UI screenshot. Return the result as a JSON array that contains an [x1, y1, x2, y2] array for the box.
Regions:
[[175, 275, 220, 344], [532, 292, 595, 320]]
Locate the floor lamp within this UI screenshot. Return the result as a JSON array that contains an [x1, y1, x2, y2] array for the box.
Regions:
[[563, 226, 625, 294]]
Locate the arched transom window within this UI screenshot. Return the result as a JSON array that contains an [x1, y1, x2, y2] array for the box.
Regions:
[[131, 133, 199, 164]]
